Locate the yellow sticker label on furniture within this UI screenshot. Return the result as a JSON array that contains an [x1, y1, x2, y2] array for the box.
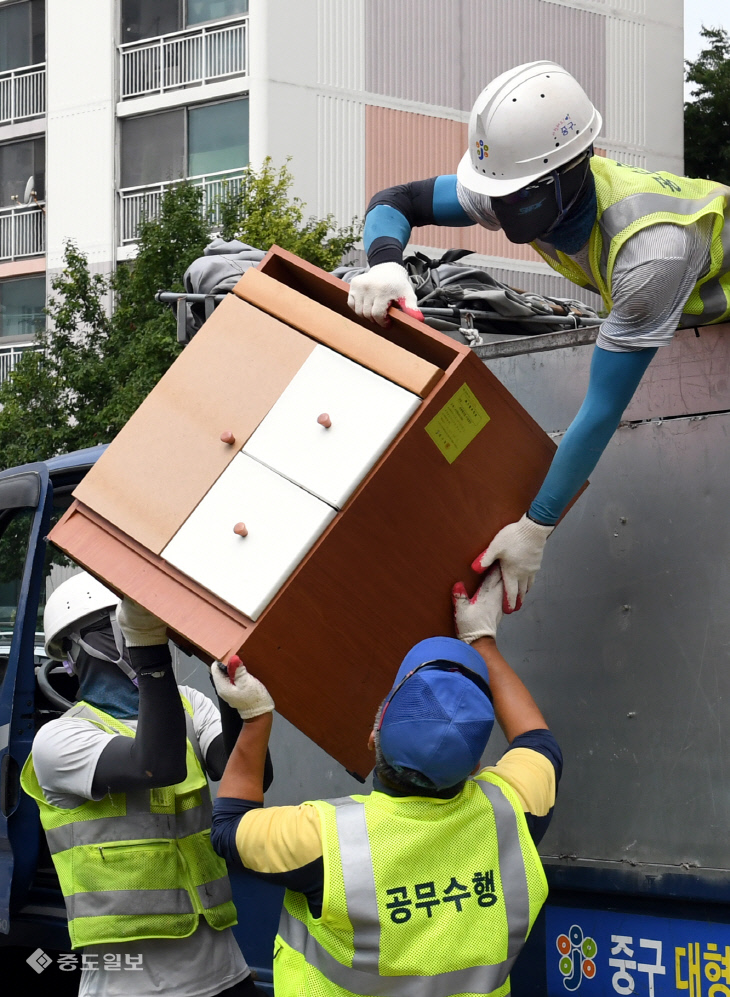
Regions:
[[425, 384, 490, 464]]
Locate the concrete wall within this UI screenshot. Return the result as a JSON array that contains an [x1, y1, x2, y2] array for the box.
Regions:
[[46, 0, 117, 278]]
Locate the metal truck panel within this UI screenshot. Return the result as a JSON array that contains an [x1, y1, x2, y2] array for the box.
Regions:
[[480, 324, 730, 893], [486, 325, 730, 434]]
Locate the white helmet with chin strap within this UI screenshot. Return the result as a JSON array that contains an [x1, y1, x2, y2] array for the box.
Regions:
[[43, 571, 137, 682], [456, 61, 602, 198]]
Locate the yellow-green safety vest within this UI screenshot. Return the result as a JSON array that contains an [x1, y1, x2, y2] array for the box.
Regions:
[[533, 156, 730, 327], [20, 696, 237, 949], [274, 773, 548, 997]]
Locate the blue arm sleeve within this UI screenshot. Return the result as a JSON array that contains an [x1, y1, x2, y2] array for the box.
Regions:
[[364, 176, 474, 265], [432, 175, 473, 225], [528, 346, 657, 525], [363, 204, 413, 256]]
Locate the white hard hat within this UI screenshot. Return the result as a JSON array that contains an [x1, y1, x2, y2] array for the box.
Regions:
[[44, 571, 120, 660], [456, 61, 602, 197]]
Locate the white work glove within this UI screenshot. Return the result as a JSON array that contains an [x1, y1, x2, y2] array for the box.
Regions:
[[116, 596, 168, 647], [211, 655, 275, 720], [452, 565, 504, 643], [472, 513, 554, 613], [347, 262, 424, 327]]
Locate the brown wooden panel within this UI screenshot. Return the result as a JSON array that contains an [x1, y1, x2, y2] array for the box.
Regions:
[[49, 502, 250, 661], [234, 350, 558, 778], [233, 268, 443, 397], [257, 245, 467, 370], [73, 295, 316, 553], [51, 246, 562, 778]]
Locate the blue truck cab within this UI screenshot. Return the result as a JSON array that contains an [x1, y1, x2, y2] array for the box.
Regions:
[[0, 446, 105, 946], [0, 445, 282, 984]]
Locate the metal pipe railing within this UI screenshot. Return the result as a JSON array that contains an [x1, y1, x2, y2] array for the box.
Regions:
[[0, 344, 36, 384], [118, 169, 244, 244], [0, 203, 46, 261], [119, 17, 248, 99], [154, 291, 604, 356], [0, 63, 45, 125]]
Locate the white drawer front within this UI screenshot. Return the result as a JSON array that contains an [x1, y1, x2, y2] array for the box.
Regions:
[[243, 345, 421, 508], [161, 453, 336, 621]]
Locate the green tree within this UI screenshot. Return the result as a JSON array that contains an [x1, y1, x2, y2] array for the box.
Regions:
[[217, 157, 360, 270], [0, 163, 360, 469], [684, 26, 730, 180]]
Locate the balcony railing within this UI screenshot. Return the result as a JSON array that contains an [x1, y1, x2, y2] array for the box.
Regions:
[[0, 63, 46, 125], [0, 343, 35, 385], [119, 17, 248, 99], [119, 168, 244, 244], [0, 203, 45, 261]]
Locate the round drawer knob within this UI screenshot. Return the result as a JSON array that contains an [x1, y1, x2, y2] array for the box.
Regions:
[[317, 413, 332, 429], [220, 430, 236, 445], [233, 522, 248, 537]]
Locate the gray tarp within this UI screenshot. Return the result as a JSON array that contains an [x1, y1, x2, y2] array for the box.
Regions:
[[181, 244, 600, 345]]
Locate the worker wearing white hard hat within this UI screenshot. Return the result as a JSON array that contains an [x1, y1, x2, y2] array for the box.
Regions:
[[22, 572, 270, 997], [348, 61, 730, 610]]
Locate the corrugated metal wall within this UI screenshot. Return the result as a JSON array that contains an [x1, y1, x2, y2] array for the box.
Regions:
[[315, 0, 366, 231], [365, 105, 538, 264], [307, 0, 680, 286], [365, 0, 606, 113], [317, 96, 366, 229], [543, 0, 645, 14], [604, 15, 646, 164], [317, 0, 364, 91]]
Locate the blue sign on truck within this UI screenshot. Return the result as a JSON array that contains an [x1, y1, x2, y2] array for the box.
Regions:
[[547, 907, 730, 996]]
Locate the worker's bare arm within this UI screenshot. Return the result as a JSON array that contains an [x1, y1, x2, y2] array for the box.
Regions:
[[217, 713, 273, 803], [211, 659, 275, 800], [471, 637, 548, 743], [452, 566, 549, 740]]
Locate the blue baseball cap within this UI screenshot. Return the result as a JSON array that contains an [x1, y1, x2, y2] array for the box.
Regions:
[[378, 637, 495, 790]]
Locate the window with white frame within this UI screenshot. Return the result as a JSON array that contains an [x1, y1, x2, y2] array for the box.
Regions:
[[0, 0, 44, 73], [0, 274, 45, 338], [121, 0, 248, 42], [186, 0, 248, 26], [0, 137, 45, 206], [120, 98, 248, 188]]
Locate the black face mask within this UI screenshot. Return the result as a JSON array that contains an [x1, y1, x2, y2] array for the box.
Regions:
[[490, 156, 593, 244]]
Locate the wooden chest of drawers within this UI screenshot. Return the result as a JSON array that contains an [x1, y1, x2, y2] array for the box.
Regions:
[[49, 247, 557, 778]]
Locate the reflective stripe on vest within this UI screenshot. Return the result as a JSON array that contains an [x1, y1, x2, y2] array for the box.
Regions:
[[532, 159, 730, 327], [598, 186, 730, 321], [63, 876, 233, 923], [277, 781, 530, 997], [66, 888, 195, 920], [44, 805, 211, 854], [693, 214, 730, 325], [278, 910, 512, 997], [20, 696, 236, 947], [198, 875, 234, 910]]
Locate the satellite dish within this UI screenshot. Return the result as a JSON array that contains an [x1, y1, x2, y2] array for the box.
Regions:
[[22, 175, 36, 204], [9, 176, 37, 208]]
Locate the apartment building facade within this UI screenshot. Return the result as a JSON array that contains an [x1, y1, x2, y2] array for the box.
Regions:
[[0, 0, 684, 384]]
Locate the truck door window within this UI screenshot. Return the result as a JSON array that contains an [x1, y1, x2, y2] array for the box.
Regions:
[[0, 508, 34, 690]]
